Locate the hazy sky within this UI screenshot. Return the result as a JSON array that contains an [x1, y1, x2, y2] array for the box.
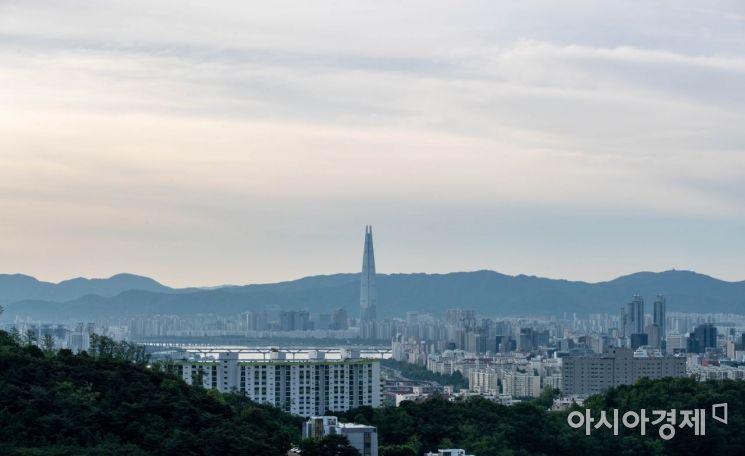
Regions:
[[1, 1, 744, 287]]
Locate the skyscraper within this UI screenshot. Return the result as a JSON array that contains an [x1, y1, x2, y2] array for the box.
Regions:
[[653, 295, 666, 333], [653, 294, 666, 342], [688, 323, 718, 354], [360, 225, 377, 322], [331, 308, 349, 330], [622, 294, 644, 338]]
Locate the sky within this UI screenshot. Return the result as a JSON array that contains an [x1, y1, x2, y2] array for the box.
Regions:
[[1, 0, 744, 287]]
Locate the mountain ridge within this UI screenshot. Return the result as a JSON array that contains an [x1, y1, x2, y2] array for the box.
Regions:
[[2, 269, 744, 321], [0, 272, 174, 305]]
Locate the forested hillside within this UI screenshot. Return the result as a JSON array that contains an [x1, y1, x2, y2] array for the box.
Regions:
[[0, 330, 302, 455]]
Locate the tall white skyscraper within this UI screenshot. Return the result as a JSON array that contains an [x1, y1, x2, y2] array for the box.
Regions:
[[360, 225, 377, 322]]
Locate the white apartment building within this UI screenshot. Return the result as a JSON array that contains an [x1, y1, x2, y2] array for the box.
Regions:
[[468, 368, 499, 394], [502, 372, 542, 398], [542, 374, 562, 391], [174, 351, 381, 417], [65, 331, 90, 353]]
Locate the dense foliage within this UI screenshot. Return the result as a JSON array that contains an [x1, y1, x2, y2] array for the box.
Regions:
[[340, 378, 745, 456], [88, 333, 149, 364], [580, 377, 745, 455], [299, 434, 361, 456], [382, 359, 468, 389], [3, 320, 744, 456], [0, 330, 303, 455]]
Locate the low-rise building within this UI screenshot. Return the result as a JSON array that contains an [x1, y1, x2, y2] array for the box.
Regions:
[[303, 416, 378, 456], [424, 450, 475, 456], [561, 347, 686, 395]]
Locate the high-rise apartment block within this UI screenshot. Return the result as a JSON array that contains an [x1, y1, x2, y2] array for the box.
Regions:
[[174, 351, 381, 417], [502, 371, 542, 398]]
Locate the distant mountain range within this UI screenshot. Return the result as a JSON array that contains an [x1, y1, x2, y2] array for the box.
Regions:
[[1, 270, 744, 321], [0, 273, 174, 304]]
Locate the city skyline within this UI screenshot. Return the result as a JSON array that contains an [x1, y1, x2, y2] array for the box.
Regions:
[[2, 2, 744, 455], [2, 1, 744, 287]]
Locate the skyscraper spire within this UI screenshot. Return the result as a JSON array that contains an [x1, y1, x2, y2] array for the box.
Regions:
[[360, 225, 376, 322]]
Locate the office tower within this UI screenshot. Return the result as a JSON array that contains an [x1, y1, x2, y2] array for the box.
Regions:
[[631, 294, 644, 334], [176, 352, 381, 417], [246, 310, 268, 331], [360, 225, 377, 322], [298, 311, 311, 330], [316, 313, 331, 330], [517, 327, 549, 352], [629, 332, 648, 349], [653, 294, 666, 338], [645, 324, 662, 348], [518, 328, 535, 352], [447, 309, 476, 327], [278, 310, 311, 331], [279, 311, 297, 331], [331, 308, 349, 330], [495, 335, 509, 353], [688, 323, 718, 354], [666, 334, 688, 353], [465, 331, 487, 354], [561, 347, 686, 395], [622, 295, 644, 338]]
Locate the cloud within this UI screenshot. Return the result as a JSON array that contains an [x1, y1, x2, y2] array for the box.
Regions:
[[0, 0, 744, 284]]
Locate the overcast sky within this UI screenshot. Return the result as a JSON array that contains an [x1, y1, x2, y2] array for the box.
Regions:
[[1, 1, 744, 287]]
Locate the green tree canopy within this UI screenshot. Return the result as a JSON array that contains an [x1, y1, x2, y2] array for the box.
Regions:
[[0, 330, 303, 455]]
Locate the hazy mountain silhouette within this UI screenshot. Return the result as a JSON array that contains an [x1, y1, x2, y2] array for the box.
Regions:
[[2, 270, 744, 321], [0, 273, 173, 305]]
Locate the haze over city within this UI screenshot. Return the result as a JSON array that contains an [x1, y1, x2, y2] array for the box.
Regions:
[[1, 0, 744, 287]]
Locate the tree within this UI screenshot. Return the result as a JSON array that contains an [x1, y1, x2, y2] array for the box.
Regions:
[[42, 333, 55, 352], [24, 328, 37, 346], [380, 445, 417, 456], [88, 333, 149, 364], [0, 328, 303, 455], [8, 326, 21, 344], [303, 435, 360, 456], [532, 387, 560, 409]]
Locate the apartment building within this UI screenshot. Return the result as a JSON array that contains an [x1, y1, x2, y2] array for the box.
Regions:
[[174, 350, 381, 417]]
